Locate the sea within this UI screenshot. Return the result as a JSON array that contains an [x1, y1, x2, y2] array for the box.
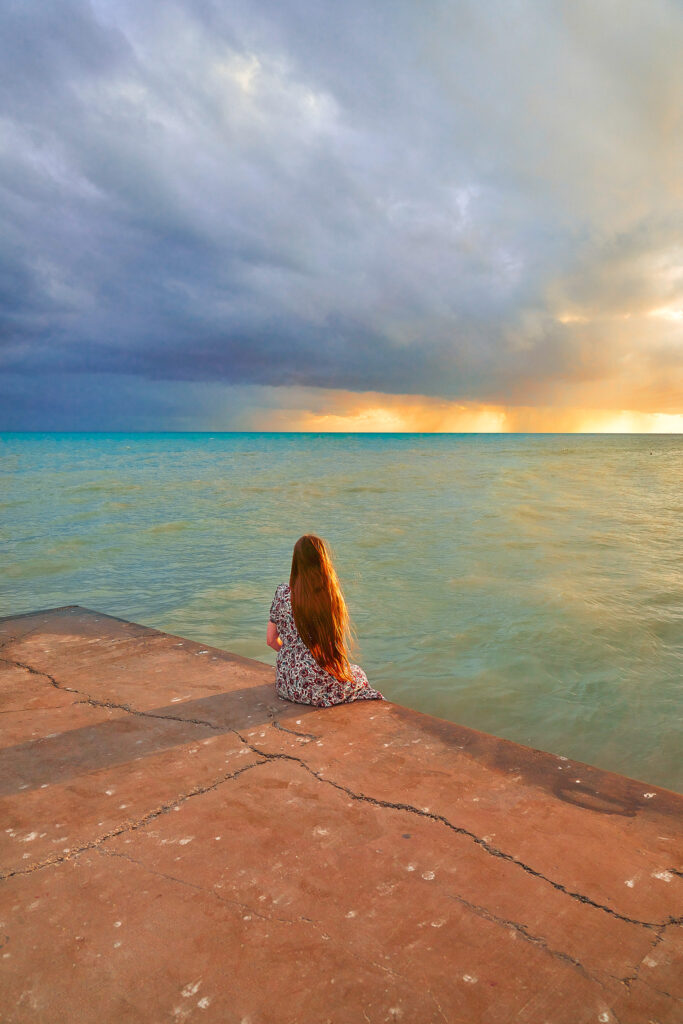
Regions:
[[1, 431, 681, 792]]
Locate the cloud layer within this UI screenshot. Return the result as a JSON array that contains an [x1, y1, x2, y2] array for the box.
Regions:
[[1, 0, 681, 428]]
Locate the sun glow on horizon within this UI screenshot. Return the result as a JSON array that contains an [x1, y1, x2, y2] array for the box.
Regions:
[[250, 391, 683, 433], [297, 404, 508, 433]]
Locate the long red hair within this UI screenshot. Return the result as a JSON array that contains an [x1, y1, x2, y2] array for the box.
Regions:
[[289, 534, 355, 683]]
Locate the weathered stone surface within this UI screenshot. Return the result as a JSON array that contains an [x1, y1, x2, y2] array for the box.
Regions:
[[1, 605, 681, 1023]]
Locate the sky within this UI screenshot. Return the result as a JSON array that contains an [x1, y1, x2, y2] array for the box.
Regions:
[[1, 0, 682, 432]]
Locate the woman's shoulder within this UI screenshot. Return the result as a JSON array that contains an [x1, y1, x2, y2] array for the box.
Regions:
[[276, 582, 291, 595]]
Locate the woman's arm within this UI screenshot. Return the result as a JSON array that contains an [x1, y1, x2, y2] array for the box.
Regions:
[[266, 620, 282, 651]]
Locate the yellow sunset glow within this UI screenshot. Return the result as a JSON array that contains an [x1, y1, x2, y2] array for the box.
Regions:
[[556, 313, 590, 324], [299, 403, 508, 433], [255, 391, 683, 433], [575, 411, 683, 433], [648, 307, 683, 322]]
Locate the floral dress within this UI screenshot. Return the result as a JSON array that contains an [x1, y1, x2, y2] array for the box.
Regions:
[[269, 583, 384, 707]]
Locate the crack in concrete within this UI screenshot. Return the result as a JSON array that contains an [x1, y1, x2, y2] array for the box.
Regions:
[[634, 973, 682, 1006], [271, 720, 319, 741], [0, 759, 265, 882], [3, 654, 682, 935], [1, 656, 222, 729], [236, 737, 682, 933], [72, 694, 219, 729], [443, 889, 609, 989], [0, 656, 85, 698], [620, 927, 666, 989]]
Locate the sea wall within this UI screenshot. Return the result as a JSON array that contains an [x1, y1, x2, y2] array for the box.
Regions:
[[1, 605, 681, 1023]]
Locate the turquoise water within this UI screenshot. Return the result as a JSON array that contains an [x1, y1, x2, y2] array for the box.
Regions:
[[1, 431, 681, 791]]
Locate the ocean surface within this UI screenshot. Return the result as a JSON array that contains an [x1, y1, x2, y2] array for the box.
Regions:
[[2, 431, 681, 792]]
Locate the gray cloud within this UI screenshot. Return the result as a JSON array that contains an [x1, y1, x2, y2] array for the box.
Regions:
[[1, 0, 682, 426]]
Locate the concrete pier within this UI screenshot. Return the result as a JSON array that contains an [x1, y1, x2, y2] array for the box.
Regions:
[[1, 605, 681, 1023]]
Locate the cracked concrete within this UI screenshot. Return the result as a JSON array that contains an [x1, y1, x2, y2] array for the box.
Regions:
[[0, 758, 267, 882], [1, 605, 681, 1023]]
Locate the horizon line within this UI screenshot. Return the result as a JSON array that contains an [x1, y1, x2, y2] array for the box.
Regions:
[[1, 430, 681, 437]]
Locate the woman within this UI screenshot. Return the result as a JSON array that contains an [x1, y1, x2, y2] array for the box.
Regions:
[[267, 534, 384, 707]]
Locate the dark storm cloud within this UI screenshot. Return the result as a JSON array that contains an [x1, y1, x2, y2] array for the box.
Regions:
[[1, 0, 682, 425]]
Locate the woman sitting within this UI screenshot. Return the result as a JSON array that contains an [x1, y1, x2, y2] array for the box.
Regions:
[[267, 534, 384, 707]]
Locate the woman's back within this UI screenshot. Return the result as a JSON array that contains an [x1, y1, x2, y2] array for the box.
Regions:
[[269, 580, 384, 707]]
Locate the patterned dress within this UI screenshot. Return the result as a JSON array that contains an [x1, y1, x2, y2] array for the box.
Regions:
[[269, 583, 384, 707]]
